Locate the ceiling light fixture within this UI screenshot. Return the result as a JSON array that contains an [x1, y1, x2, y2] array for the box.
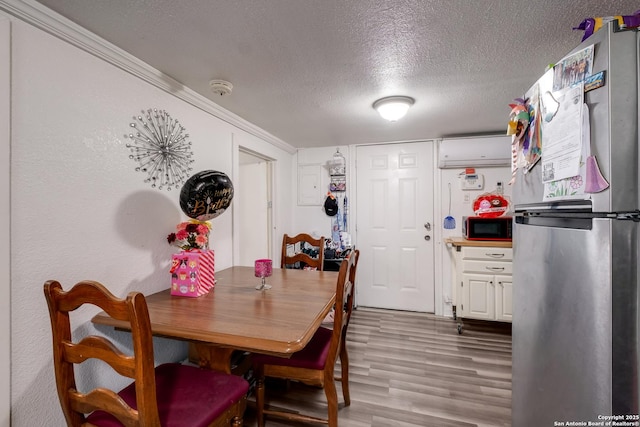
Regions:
[[373, 96, 415, 122]]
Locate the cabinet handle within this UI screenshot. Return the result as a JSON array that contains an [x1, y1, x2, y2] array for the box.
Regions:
[[486, 267, 505, 272], [486, 253, 505, 258]]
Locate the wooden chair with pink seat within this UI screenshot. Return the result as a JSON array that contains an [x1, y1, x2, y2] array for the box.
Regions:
[[253, 249, 360, 427], [43, 279, 249, 427]]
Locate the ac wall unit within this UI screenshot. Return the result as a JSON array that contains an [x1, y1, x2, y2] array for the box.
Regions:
[[438, 135, 511, 169]]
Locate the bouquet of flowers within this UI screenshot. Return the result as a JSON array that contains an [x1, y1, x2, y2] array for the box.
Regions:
[[167, 220, 211, 251]]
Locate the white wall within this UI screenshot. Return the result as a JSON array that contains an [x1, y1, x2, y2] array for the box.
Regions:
[[292, 146, 351, 242], [8, 15, 293, 427], [0, 14, 10, 427], [437, 165, 513, 316]]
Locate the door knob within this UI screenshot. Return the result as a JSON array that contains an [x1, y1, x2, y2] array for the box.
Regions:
[[424, 223, 431, 231]]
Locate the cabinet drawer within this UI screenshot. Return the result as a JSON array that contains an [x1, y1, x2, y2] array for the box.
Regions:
[[461, 246, 512, 261], [462, 260, 512, 275]]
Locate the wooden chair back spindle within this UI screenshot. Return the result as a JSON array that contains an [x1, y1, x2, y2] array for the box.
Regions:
[[281, 233, 326, 271]]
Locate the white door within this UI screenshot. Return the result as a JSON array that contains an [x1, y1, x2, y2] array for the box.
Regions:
[[355, 141, 435, 312]]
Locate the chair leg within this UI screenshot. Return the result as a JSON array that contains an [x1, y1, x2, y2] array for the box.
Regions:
[[255, 374, 266, 427], [324, 376, 339, 427], [339, 342, 351, 406]]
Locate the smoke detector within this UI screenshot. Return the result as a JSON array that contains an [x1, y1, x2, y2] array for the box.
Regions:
[[209, 79, 233, 96]]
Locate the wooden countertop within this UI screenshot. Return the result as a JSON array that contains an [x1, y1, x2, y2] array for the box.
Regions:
[[444, 237, 512, 248]]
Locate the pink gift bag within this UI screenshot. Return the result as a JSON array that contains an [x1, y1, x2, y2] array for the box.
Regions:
[[170, 250, 215, 297]]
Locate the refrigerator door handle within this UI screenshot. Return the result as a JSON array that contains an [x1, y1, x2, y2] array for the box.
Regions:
[[616, 211, 640, 221]]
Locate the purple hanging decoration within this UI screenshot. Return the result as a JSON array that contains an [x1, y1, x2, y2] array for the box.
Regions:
[[584, 155, 609, 193], [574, 10, 640, 42], [573, 18, 597, 42]]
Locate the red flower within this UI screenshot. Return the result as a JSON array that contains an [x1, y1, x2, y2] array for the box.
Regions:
[[168, 220, 212, 251], [195, 234, 208, 246]]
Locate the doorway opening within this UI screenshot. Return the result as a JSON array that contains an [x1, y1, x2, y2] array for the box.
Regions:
[[237, 148, 273, 266]]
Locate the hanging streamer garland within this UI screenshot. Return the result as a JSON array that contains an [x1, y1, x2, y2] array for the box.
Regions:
[[573, 11, 640, 42], [125, 109, 195, 191], [506, 98, 530, 184]]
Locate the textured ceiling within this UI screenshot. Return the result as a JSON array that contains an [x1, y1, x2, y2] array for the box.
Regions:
[[34, 0, 640, 148]]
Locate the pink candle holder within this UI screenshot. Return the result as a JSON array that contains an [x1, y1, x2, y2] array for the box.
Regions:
[[254, 259, 273, 290]]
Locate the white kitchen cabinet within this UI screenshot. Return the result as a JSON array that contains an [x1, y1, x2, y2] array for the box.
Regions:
[[494, 274, 513, 322], [445, 238, 513, 333], [460, 273, 494, 320]]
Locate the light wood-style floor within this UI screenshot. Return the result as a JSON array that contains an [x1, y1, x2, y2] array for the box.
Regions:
[[243, 307, 512, 427]]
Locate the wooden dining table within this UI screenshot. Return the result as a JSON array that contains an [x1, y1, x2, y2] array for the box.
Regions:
[[92, 266, 338, 373]]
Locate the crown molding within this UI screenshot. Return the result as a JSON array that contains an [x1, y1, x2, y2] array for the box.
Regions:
[[0, 0, 297, 154]]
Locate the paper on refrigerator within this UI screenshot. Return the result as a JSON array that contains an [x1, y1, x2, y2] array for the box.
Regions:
[[540, 84, 584, 183], [543, 103, 590, 201]]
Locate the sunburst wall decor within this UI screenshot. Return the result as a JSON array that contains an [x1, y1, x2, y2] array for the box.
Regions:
[[125, 108, 194, 191]]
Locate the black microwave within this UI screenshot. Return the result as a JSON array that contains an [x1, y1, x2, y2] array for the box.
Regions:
[[463, 216, 513, 241]]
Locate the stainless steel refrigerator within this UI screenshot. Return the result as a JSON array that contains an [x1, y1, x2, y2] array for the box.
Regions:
[[512, 22, 640, 426]]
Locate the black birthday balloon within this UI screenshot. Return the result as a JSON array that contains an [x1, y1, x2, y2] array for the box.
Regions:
[[179, 170, 234, 220]]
